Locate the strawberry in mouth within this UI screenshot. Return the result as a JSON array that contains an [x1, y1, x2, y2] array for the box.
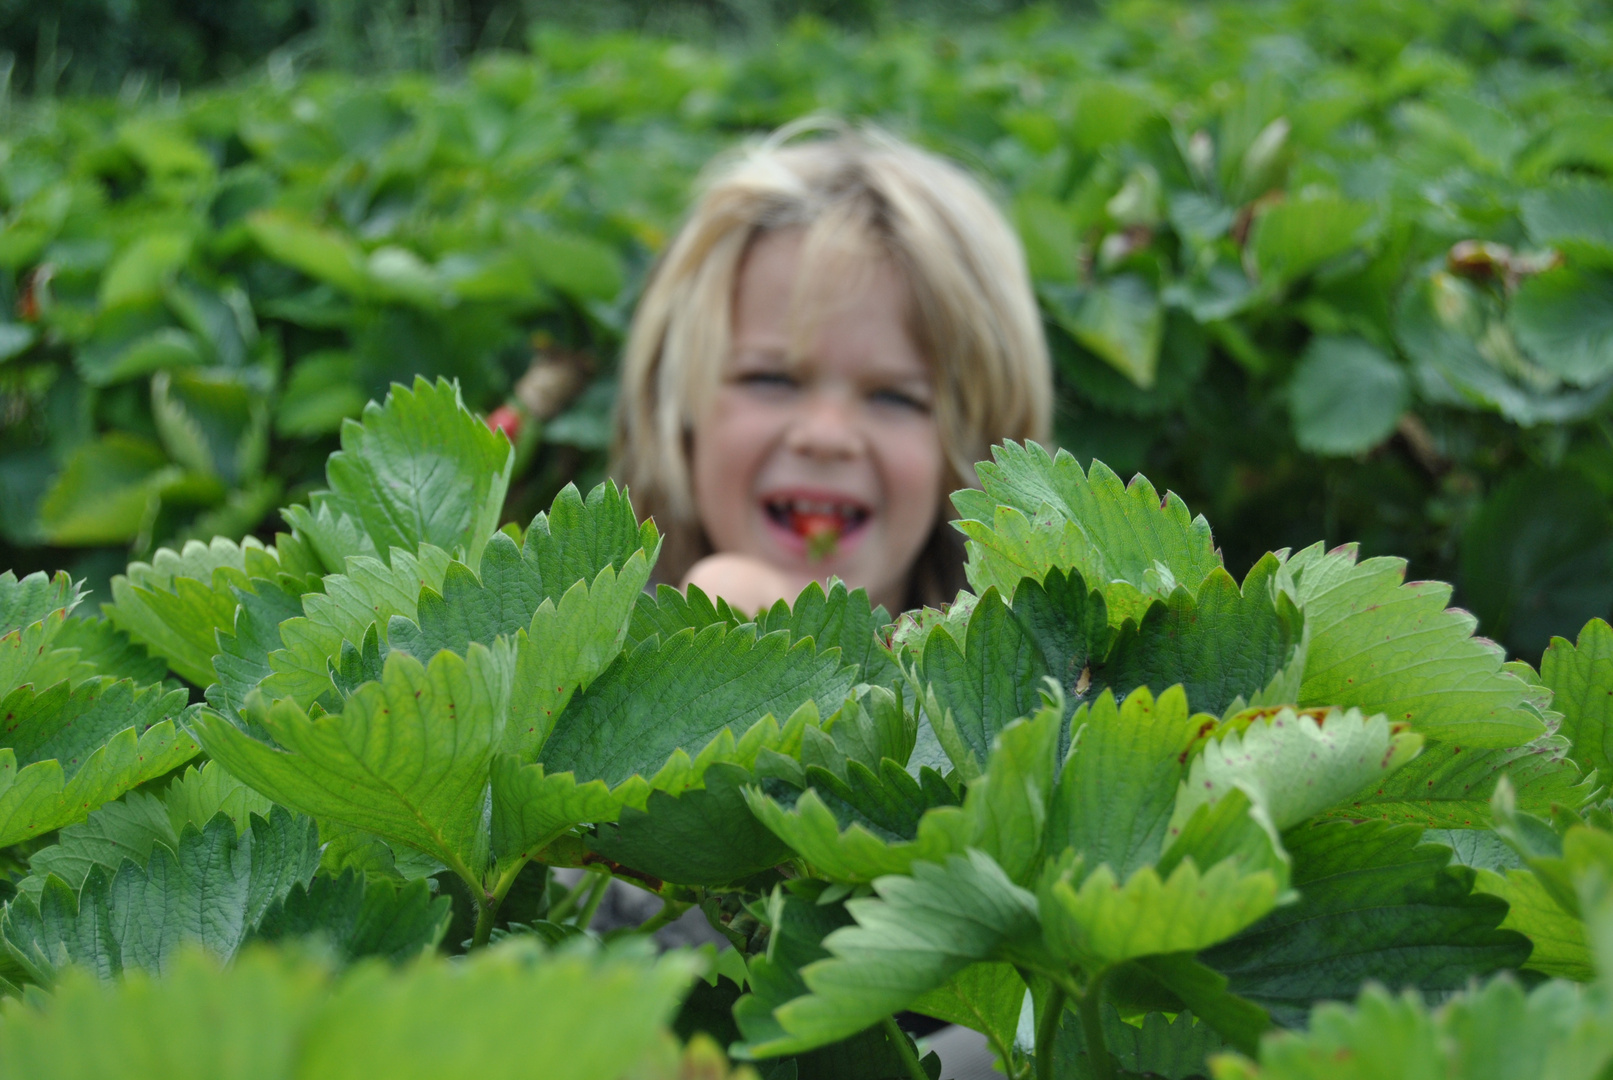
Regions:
[[762, 496, 871, 561]]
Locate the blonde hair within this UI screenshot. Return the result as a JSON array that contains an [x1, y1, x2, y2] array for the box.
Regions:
[[612, 120, 1052, 606]]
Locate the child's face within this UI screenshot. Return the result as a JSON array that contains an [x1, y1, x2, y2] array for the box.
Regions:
[[689, 227, 946, 613]]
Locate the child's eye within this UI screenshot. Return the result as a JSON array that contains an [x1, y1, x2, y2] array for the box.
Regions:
[[870, 388, 929, 412], [736, 371, 799, 391]]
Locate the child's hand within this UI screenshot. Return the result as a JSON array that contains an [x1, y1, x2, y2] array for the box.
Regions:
[[682, 553, 805, 616]]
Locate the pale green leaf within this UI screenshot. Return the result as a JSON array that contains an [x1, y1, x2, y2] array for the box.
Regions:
[[1168, 707, 1422, 840]]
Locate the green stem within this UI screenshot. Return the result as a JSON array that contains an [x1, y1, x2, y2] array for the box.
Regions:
[[1034, 984, 1067, 1080], [617, 897, 690, 940], [546, 866, 604, 924], [882, 1016, 931, 1080], [467, 854, 535, 952], [573, 866, 612, 930], [1076, 973, 1113, 1080]]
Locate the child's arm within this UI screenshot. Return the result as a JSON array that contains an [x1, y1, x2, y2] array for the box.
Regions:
[[682, 553, 806, 617]]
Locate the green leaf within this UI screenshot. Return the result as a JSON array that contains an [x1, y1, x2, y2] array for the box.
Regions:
[[587, 762, 794, 885], [1521, 182, 1613, 266], [755, 581, 899, 688], [1287, 336, 1409, 456], [1050, 685, 1213, 885], [1459, 470, 1613, 661], [961, 701, 1064, 886], [1332, 729, 1594, 828], [0, 677, 188, 779], [0, 570, 83, 638], [317, 376, 513, 570], [911, 588, 1048, 781], [1053, 1004, 1226, 1080], [492, 704, 818, 867], [0, 938, 700, 1080], [1104, 556, 1303, 717], [745, 763, 967, 885], [1251, 191, 1373, 286], [163, 760, 276, 836], [274, 349, 367, 437], [246, 209, 371, 295], [263, 544, 452, 706], [522, 227, 625, 300], [908, 962, 1025, 1056], [207, 576, 307, 722], [1282, 543, 1546, 748], [1396, 265, 1610, 426], [626, 583, 744, 650], [1010, 567, 1113, 708], [1475, 866, 1593, 981], [99, 233, 193, 310], [734, 852, 1042, 1058], [954, 443, 1221, 610], [502, 551, 656, 759], [2, 806, 319, 983], [50, 616, 169, 687], [0, 571, 92, 698], [0, 708, 200, 849], [1541, 619, 1613, 790], [196, 644, 512, 885], [1051, 274, 1165, 388], [1039, 854, 1280, 969], [150, 368, 269, 485], [540, 623, 855, 789], [1200, 821, 1529, 1027], [1510, 268, 1613, 386], [250, 870, 451, 963], [108, 536, 281, 687], [36, 434, 182, 547], [1210, 977, 1613, 1080], [1168, 707, 1422, 842]]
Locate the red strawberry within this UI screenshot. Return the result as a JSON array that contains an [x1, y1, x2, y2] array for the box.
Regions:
[[793, 511, 842, 560], [486, 404, 523, 440]]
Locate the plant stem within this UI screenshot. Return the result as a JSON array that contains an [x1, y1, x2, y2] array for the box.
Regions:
[[573, 866, 613, 930], [470, 895, 499, 950], [1076, 973, 1113, 1080], [882, 1016, 931, 1080], [626, 897, 690, 939], [466, 854, 536, 951], [546, 866, 604, 923], [1034, 985, 1067, 1080]]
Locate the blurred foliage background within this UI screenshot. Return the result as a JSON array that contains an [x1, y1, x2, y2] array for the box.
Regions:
[[1, 0, 1612, 662]]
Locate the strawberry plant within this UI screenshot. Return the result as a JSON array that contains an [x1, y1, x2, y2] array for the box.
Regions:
[[1, 377, 1610, 1078], [6, 0, 1613, 665]]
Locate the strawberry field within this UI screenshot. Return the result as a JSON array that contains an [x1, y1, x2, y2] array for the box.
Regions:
[[5, 0, 1613, 1077]]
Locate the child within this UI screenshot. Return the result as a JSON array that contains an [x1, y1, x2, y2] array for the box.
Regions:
[[612, 122, 1052, 616]]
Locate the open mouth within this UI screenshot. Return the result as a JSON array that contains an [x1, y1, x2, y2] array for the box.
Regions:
[[762, 496, 871, 559]]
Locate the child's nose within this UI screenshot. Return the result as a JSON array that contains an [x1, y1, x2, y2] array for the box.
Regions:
[[783, 391, 863, 460]]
